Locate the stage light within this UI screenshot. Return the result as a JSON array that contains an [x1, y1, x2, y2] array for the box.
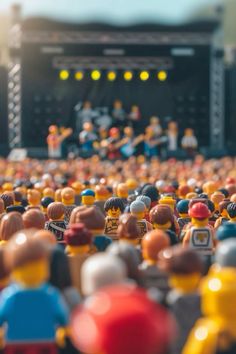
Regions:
[[157, 70, 167, 81], [59, 70, 69, 80], [75, 71, 84, 81], [124, 71, 133, 81], [91, 70, 101, 81], [140, 71, 149, 81], [107, 71, 117, 81]]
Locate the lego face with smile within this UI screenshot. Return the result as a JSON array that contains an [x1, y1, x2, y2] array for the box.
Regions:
[[107, 207, 121, 218]]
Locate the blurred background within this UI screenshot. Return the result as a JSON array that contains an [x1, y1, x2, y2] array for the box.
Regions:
[[0, 0, 235, 158]]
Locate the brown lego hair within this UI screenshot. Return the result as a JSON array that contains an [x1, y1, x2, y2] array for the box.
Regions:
[[75, 206, 105, 230], [142, 230, 170, 261], [0, 193, 14, 209], [0, 247, 10, 280], [117, 213, 141, 240], [5, 229, 49, 270], [0, 212, 24, 242], [158, 245, 204, 275], [33, 229, 57, 246], [47, 202, 65, 220], [23, 209, 46, 230], [0, 199, 4, 214], [69, 206, 87, 224], [64, 223, 92, 246], [219, 199, 232, 214], [149, 205, 174, 225]]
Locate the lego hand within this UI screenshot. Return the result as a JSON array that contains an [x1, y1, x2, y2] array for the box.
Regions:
[[56, 326, 70, 348], [0, 327, 5, 349]]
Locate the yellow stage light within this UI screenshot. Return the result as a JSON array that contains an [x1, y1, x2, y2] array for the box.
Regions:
[[157, 70, 167, 81], [107, 71, 117, 81], [75, 71, 84, 81], [124, 71, 133, 81], [91, 70, 101, 81], [59, 70, 69, 80], [140, 71, 149, 81]]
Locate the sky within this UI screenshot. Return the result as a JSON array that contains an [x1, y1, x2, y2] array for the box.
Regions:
[[0, 0, 223, 24]]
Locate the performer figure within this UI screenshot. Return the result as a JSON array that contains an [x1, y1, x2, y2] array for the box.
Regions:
[[47, 125, 72, 159], [112, 100, 126, 127]]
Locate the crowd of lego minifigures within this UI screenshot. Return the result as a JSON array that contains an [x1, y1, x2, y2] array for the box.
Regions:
[[0, 155, 236, 354], [47, 100, 198, 159]]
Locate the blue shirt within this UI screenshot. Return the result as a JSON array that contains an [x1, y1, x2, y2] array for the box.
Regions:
[[0, 283, 69, 343]]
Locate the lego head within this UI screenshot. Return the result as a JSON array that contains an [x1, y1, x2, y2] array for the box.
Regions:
[[41, 196, 54, 212], [0, 212, 24, 242], [142, 185, 159, 203], [211, 191, 225, 209], [117, 214, 141, 243], [215, 239, 236, 268], [184, 128, 194, 136], [22, 209, 46, 230], [83, 101, 92, 109], [47, 202, 65, 221], [150, 116, 160, 125], [149, 205, 174, 230], [109, 127, 120, 139], [81, 253, 127, 296], [114, 99, 122, 109], [48, 125, 58, 134], [219, 199, 231, 217], [55, 188, 62, 202], [71, 181, 84, 195], [142, 230, 170, 263], [159, 196, 176, 211], [136, 195, 151, 211], [43, 187, 55, 199], [0, 193, 14, 209], [83, 122, 93, 132], [216, 222, 236, 242], [178, 185, 191, 199], [168, 121, 178, 132], [0, 247, 10, 289], [65, 223, 92, 249], [189, 202, 210, 220], [5, 230, 49, 288], [74, 206, 105, 234], [145, 126, 154, 137], [116, 183, 128, 199], [104, 197, 125, 218], [225, 184, 236, 198], [126, 178, 138, 193], [61, 187, 75, 205], [71, 284, 174, 354], [81, 189, 95, 206], [201, 268, 236, 318], [2, 182, 13, 192], [107, 242, 140, 284], [124, 126, 133, 137], [176, 199, 190, 216], [27, 189, 41, 206], [95, 185, 109, 201], [130, 200, 146, 220], [202, 181, 217, 196], [227, 202, 236, 220], [158, 245, 203, 293]]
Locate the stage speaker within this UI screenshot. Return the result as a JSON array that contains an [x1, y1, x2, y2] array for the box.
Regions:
[[0, 66, 8, 154]]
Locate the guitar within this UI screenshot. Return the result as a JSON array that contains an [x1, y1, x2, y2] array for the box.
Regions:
[[120, 134, 144, 157]]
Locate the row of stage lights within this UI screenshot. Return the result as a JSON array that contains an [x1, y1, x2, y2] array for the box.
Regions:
[[59, 69, 168, 82]]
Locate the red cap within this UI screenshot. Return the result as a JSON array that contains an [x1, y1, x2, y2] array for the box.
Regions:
[[189, 202, 210, 219], [71, 285, 174, 354]]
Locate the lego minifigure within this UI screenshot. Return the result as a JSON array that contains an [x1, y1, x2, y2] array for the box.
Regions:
[[74, 206, 112, 251], [47, 125, 72, 159], [0, 212, 24, 245], [55, 188, 62, 202], [183, 202, 216, 257], [71, 284, 174, 354], [45, 202, 67, 246], [106, 127, 121, 160], [22, 209, 46, 230], [227, 202, 236, 222], [112, 99, 126, 126], [167, 121, 178, 152], [183, 267, 236, 354], [80, 253, 127, 296], [119, 127, 144, 158], [64, 223, 92, 294], [210, 191, 225, 213], [76, 100, 97, 132], [149, 205, 178, 245], [104, 197, 125, 239], [181, 128, 198, 157], [128, 105, 141, 125], [0, 230, 69, 353], [158, 245, 203, 354], [81, 189, 95, 207], [27, 189, 41, 209], [116, 213, 141, 246], [214, 199, 231, 229], [71, 181, 84, 205], [130, 200, 153, 239], [176, 199, 191, 235], [141, 184, 159, 209], [79, 122, 97, 157], [139, 230, 170, 296], [61, 187, 76, 224], [94, 185, 109, 215]]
